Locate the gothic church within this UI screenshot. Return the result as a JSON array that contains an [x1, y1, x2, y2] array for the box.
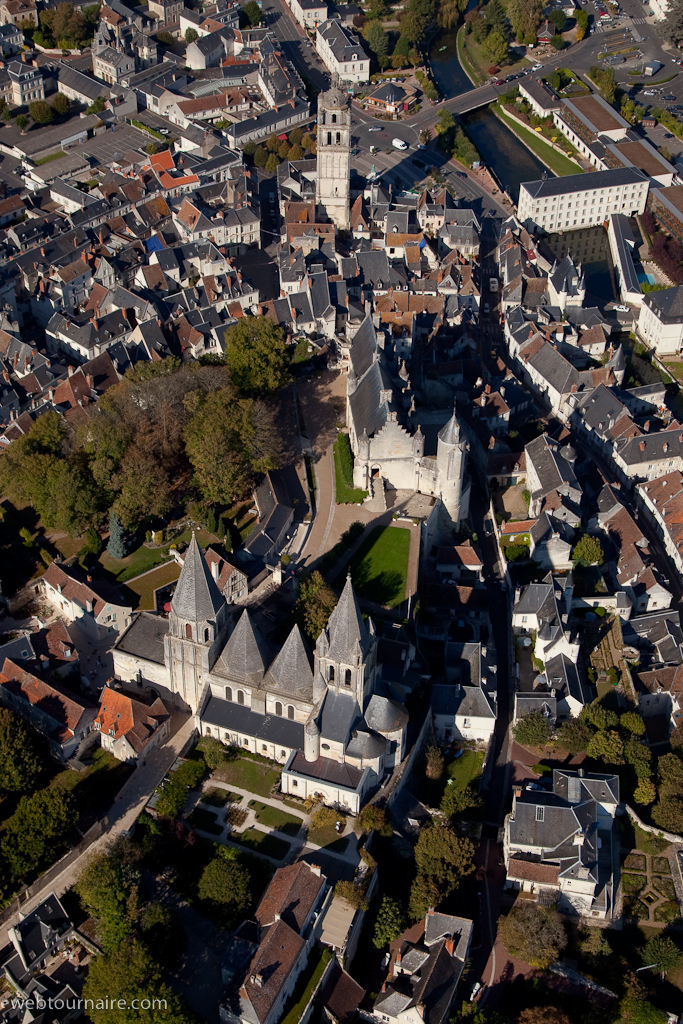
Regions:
[[113, 537, 408, 812]]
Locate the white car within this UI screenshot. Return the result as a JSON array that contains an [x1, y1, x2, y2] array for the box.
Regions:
[[532, 63, 542, 70], [613, 304, 630, 312], [368, 126, 382, 132], [392, 137, 408, 150]]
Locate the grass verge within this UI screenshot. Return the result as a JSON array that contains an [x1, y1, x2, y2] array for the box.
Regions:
[[213, 758, 282, 798], [231, 827, 290, 860], [495, 104, 584, 176], [333, 434, 367, 504], [281, 948, 332, 1024], [248, 800, 303, 836]]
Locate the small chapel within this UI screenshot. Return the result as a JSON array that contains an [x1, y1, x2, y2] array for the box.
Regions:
[[113, 536, 409, 812]]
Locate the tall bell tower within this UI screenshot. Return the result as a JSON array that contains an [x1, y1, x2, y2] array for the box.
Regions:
[[316, 73, 351, 232]]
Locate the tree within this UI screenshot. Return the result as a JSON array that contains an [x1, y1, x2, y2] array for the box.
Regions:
[[575, 7, 588, 38], [548, 8, 566, 29], [499, 902, 567, 969], [51, 92, 69, 116], [107, 511, 127, 559], [409, 873, 443, 920], [620, 998, 668, 1024], [335, 878, 369, 910], [278, 141, 291, 160], [146, 143, 159, 155], [223, 316, 290, 397], [483, 29, 509, 65], [373, 896, 405, 948], [414, 820, 475, 891], [3, 789, 76, 880], [652, 795, 683, 833], [87, 95, 106, 115], [590, 65, 616, 105], [441, 782, 481, 819], [584, 701, 619, 731], [185, 27, 198, 42], [634, 778, 657, 806], [139, 903, 184, 967], [301, 132, 315, 150], [295, 571, 337, 640], [572, 535, 604, 567], [621, 711, 646, 736], [513, 709, 552, 748], [29, 100, 54, 125], [112, 448, 171, 530], [485, 0, 508, 32], [201, 735, 231, 770], [289, 142, 304, 161], [83, 937, 193, 1024], [624, 736, 652, 778], [75, 847, 138, 952], [555, 715, 594, 753], [438, 0, 466, 29], [425, 745, 444, 780], [579, 927, 611, 960], [658, 751, 683, 792], [643, 935, 683, 978], [507, 0, 544, 38], [243, 0, 261, 25], [15, 114, 28, 132], [419, 127, 432, 145], [365, 19, 389, 59], [198, 857, 251, 913], [0, 709, 46, 793], [658, 0, 683, 43], [253, 145, 268, 168], [185, 389, 280, 504], [586, 729, 624, 764], [265, 153, 279, 173], [435, 108, 455, 134], [516, 1011, 571, 1024], [550, 33, 565, 48], [289, 127, 303, 145], [357, 804, 393, 836]]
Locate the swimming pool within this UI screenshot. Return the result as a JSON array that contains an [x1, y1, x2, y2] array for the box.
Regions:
[[638, 273, 656, 286]]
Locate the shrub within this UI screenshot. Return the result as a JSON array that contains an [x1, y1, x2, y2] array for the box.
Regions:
[[500, 902, 567, 969], [425, 745, 444, 780], [513, 710, 552, 749]]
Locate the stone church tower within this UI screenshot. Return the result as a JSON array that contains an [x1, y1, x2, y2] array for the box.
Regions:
[[435, 407, 471, 532], [164, 534, 230, 712], [316, 74, 351, 231]]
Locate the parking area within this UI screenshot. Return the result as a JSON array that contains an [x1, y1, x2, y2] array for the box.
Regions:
[[79, 122, 159, 168]]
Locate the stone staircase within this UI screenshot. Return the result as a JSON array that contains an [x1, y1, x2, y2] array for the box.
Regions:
[[363, 476, 387, 513]]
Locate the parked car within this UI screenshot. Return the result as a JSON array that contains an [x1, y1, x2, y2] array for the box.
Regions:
[[483, 302, 490, 313], [368, 126, 382, 131], [613, 304, 630, 312], [392, 137, 408, 150], [664, 93, 677, 100]]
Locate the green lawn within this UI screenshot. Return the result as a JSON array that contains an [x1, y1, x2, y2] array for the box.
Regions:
[[333, 436, 367, 505], [213, 758, 282, 798], [124, 559, 181, 610], [281, 949, 332, 1024], [248, 800, 304, 836], [189, 807, 222, 834], [98, 529, 215, 584], [201, 787, 238, 807], [308, 814, 346, 849], [496, 105, 584, 176], [231, 827, 290, 860], [447, 748, 485, 792], [347, 525, 411, 607]]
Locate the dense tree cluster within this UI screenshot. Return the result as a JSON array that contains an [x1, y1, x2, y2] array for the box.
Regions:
[[33, 1, 100, 49], [0, 320, 286, 539], [499, 901, 567, 969], [409, 820, 474, 919]]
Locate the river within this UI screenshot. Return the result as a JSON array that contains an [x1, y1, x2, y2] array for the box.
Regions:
[[427, 31, 548, 201]]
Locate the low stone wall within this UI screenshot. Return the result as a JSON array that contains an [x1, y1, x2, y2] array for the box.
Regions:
[[626, 803, 681, 845]]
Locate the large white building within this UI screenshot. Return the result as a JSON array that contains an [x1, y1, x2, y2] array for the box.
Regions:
[[316, 19, 370, 83], [518, 168, 649, 233], [638, 285, 683, 356]]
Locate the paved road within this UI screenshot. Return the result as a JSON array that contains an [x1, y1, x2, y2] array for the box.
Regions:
[[261, 0, 328, 92]]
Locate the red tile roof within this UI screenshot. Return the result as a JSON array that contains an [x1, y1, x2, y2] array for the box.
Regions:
[[0, 657, 95, 743], [255, 862, 324, 933], [95, 686, 169, 753]]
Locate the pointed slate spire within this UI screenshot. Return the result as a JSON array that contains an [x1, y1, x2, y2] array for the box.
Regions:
[[220, 609, 270, 683], [267, 624, 313, 694], [325, 572, 368, 662], [171, 533, 224, 624], [438, 404, 461, 446]]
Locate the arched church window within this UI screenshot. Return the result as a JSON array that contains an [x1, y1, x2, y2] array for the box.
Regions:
[[204, 627, 210, 642], [226, 686, 232, 701], [335, 132, 340, 144], [288, 705, 294, 720], [275, 701, 283, 716], [237, 690, 245, 705], [331, 113, 337, 123], [345, 669, 352, 686], [329, 665, 335, 681], [205, 727, 212, 736], [327, 132, 331, 145], [185, 623, 192, 639]]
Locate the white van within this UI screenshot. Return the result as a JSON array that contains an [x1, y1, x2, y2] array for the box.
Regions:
[[392, 138, 408, 150]]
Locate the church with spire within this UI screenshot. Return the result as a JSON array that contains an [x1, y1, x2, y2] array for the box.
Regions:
[[113, 537, 409, 812]]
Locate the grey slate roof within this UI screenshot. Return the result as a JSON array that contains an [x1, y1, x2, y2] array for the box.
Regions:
[[545, 652, 592, 708], [217, 610, 270, 684], [172, 534, 225, 623], [325, 573, 369, 662], [364, 693, 409, 733], [424, 913, 472, 959], [349, 314, 376, 379], [264, 624, 313, 697], [319, 688, 359, 744], [438, 408, 461, 446], [202, 693, 303, 748], [643, 285, 683, 323], [521, 167, 646, 200], [115, 611, 169, 665]]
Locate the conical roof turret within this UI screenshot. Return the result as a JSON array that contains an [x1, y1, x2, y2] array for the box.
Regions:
[[322, 572, 368, 662], [266, 624, 313, 695], [219, 609, 270, 683], [438, 405, 461, 446], [171, 534, 224, 623]]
